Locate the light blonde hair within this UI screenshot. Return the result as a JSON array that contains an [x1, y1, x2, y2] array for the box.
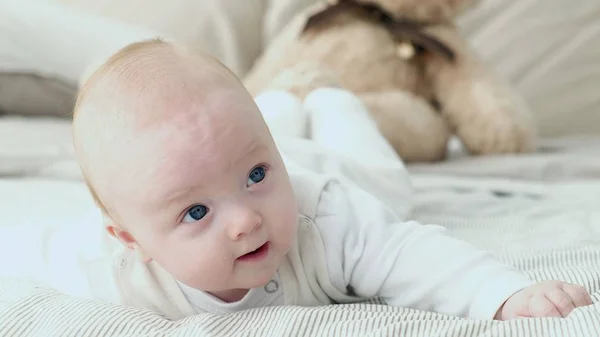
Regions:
[[72, 38, 240, 219]]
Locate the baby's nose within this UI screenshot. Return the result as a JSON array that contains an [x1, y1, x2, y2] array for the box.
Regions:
[[227, 206, 261, 240]]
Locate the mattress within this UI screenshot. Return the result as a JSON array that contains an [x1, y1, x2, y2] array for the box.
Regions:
[[1, 116, 600, 336]]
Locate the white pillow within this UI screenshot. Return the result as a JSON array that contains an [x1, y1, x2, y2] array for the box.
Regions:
[[0, 0, 164, 116], [457, 0, 600, 137], [0, 0, 163, 86], [0, 0, 322, 115], [51, 0, 322, 77]]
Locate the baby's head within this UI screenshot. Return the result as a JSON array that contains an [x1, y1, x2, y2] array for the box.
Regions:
[[73, 39, 298, 301]]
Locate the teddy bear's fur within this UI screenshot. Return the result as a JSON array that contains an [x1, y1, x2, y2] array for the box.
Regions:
[[243, 0, 537, 162]]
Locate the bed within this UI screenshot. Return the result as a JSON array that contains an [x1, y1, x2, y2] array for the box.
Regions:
[[1, 116, 600, 336], [1, 0, 600, 336]]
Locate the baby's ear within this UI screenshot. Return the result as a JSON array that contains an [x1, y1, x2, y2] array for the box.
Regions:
[[105, 219, 153, 264], [102, 214, 137, 249], [105, 222, 135, 249]]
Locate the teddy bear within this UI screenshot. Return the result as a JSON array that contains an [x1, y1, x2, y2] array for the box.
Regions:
[[243, 0, 537, 162]]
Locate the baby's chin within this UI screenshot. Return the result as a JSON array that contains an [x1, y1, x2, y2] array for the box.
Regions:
[[205, 270, 277, 301], [239, 253, 284, 287], [245, 272, 277, 289]]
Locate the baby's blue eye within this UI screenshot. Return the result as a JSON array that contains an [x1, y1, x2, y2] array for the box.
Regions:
[[247, 165, 267, 186], [183, 205, 208, 223]]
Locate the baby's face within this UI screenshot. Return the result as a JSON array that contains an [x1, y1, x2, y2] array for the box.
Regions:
[[100, 82, 298, 301]]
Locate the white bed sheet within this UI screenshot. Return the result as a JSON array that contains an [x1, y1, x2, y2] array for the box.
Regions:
[[410, 136, 600, 182], [0, 116, 88, 229]]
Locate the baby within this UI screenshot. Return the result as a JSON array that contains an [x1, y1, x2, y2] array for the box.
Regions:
[[71, 39, 592, 321]]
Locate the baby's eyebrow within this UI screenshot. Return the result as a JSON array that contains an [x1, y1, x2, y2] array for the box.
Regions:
[[158, 140, 268, 207], [162, 184, 199, 206], [223, 140, 266, 171], [243, 141, 266, 158]]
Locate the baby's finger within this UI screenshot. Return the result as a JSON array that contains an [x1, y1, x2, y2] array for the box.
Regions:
[[562, 284, 593, 307], [545, 289, 575, 317], [529, 295, 562, 318]]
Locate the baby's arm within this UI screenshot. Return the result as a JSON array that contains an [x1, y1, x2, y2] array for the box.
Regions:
[[315, 180, 535, 320]]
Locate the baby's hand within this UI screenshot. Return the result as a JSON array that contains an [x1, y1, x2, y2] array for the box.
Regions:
[[495, 281, 593, 320]]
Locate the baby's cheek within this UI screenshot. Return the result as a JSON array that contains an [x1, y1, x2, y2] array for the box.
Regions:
[[275, 204, 299, 245], [165, 240, 232, 289]]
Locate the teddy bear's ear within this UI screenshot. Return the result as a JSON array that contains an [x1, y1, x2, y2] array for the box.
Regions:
[[448, 0, 481, 16], [355, 0, 480, 23]]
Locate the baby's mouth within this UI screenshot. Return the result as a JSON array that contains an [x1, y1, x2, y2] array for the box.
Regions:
[[237, 242, 270, 261]]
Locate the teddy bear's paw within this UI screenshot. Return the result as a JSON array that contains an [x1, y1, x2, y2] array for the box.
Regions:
[[360, 90, 452, 163], [457, 119, 535, 155], [266, 62, 342, 100], [451, 82, 537, 155]]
